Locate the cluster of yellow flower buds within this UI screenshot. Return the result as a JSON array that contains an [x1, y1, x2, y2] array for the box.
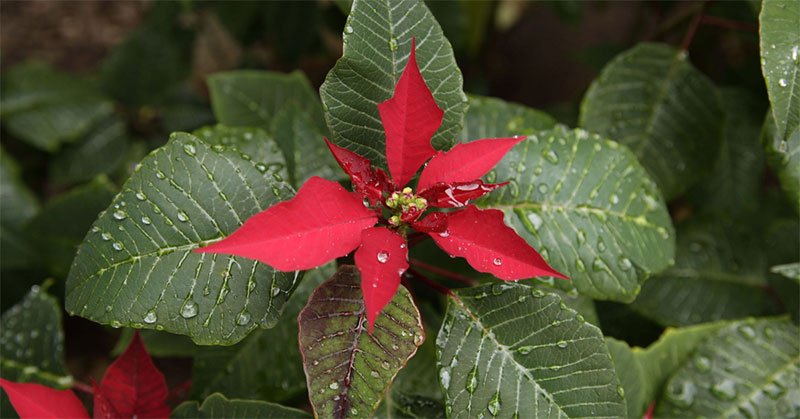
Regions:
[[386, 187, 427, 226]]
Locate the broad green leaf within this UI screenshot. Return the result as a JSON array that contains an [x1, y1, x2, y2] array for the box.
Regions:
[[771, 262, 800, 282], [762, 111, 800, 211], [478, 127, 675, 302], [0, 147, 38, 228], [459, 95, 557, 141], [271, 106, 341, 187], [65, 132, 299, 345], [49, 116, 130, 187], [320, 0, 467, 167], [437, 283, 626, 418], [192, 124, 289, 183], [551, 288, 600, 327], [25, 177, 117, 278], [607, 321, 730, 417], [579, 43, 723, 199], [112, 329, 197, 358], [760, 0, 800, 142], [657, 318, 800, 417], [207, 70, 327, 135], [375, 393, 445, 419], [298, 266, 424, 419], [0, 62, 113, 152], [191, 265, 331, 402], [631, 218, 770, 326], [687, 89, 765, 217], [172, 393, 311, 418], [0, 285, 72, 388], [429, 1, 493, 58]]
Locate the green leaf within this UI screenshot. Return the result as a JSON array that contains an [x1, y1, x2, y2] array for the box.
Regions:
[[687, 89, 766, 217], [172, 393, 311, 418], [25, 177, 117, 278], [437, 283, 626, 418], [298, 266, 424, 418], [1, 62, 113, 152], [762, 111, 800, 211], [112, 329, 198, 358], [478, 127, 675, 302], [207, 70, 327, 135], [65, 132, 299, 345], [459, 95, 557, 141], [630, 218, 771, 326], [271, 106, 341, 187], [320, 0, 467, 167], [0, 285, 72, 388], [49, 116, 130, 187], [192, 124, 289, 183], [0, 148, 39, 270], [191, 265, 332, 403], [606, 321, 730, 417], [657, 318, 800, 417], [760, 0, 800, 142], [579, 43, 724, 199], [771, 262, 800, 283]]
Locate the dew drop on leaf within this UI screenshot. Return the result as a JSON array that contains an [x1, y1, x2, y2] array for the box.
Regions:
[[466, 366, 478, 393], [487, 392, 501, 416], [738, 325, 756, 340], [112, 242, 124, 251], [694, 356, 711, 372], [370, 370, 380, 378], [667, 380, 696, 408], [617, 385, 625, 398], [493, 257, 503, 266], [101, 232, 112, 241], [377, 251, 389, 263], [527, 212, 543, 230], [180, 301, 198, 319], [112, 210, 127, 220], [381, 361, 391, 370], [531, 289, 546, 298], [176, 211, 189, 222], [236, 311, 251, 326], [329, 382, 339, 390], [763, 382, 785, 399], [711, 379, 737, 400], [143, 310, 158, 324], [517, 346, 533, 355], [344, 25, 354, 34], [618, 257, 632, 270], [556, 340, 568, 349], [439, 230, 450, 238], [439, 367, 451, 389], [141, 216, 152, 225], [183, 143, 196, 156]]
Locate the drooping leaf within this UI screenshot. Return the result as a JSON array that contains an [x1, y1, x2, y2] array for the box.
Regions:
[[0, 62, 113, 152], [630, 218, 770, 326], [272, 107, 340, 187], [687, 88, 765, 217], [0, 380, 88, 419], [191, 265, 331, 403], [417, 137, 523, 191], [760, 0, 800, 142], [430, 206, 565, 280], [762, 111, 800, 211], [65, 132, 300, 345], [25, 176, 117, 278], [657, 318, 800, 417], [579, 43, 724, 199], [458, 95, 557, 141], [771, 262, 800, 283], [478, 127, 675, 302], [196, 176, 377, 271], [49, 116, 130, 187], [320, 0, 467, 168], [94, 332, 169, 418], [192, 124, 289, 182], [437, 283, 626, 418], [298, 266, 424, 419], [606, 321, 730, 417], [172, 393, 311, 419]]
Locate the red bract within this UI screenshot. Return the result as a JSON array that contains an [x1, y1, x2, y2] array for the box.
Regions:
[[0, 379, 89, 419], [197, 39, 567, 330]]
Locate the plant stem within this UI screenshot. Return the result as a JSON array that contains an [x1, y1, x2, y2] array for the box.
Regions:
[[407, 268, 453, 296], [680, 1, 706, 51], [72, 381, 93, 395], [409, 259, 477, 286]]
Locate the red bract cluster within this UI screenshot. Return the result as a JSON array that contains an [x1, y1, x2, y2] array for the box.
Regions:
[[197, 39, 566, 331], [0, 332, 170, 419]]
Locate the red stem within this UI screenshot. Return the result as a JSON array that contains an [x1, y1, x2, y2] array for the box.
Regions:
[[407, 268, 453, 296], [409, 259, 477, 286], [680, 2, 706, 51], [72, 381, 93, 395], [699, 15, 757, 33]]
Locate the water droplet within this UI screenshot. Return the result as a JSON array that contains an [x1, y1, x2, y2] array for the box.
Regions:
[[255, 163, 267, 173], [711, 379, 737, 400], [143, 311, 157, 324], [738, 325, 756, 340], [112, 242, 124, 251], [792, 45, 799, 62], [181, 301, 198, 319], [597, 238, 607, 252], [531, 289, 546, 298], [763, 382, 785, 399], [141, 216, 152, 225], [517, 345, 533, 355], [527, 212, 543, 230], [344, 25, 354, 34], [381, 361, 390, 370], [493, 257, 503, 266], [155, 171, 166, 180], [576, 230, 587, 245], [329, 382, 339, 390], [377, 251, 389, 263], [592, 258, 606, 272], [438, 230, 450, 238], [183, 143, 196, 156], [575, 259, 586, 272], [236, 311, 251, 326], [556, 340, 568, 349], [110, 320, 122, 328], [135, 191, 146, 201], [778, 140, 788, 152], [370, 370, 380, 378], [112, 210, 127, 220], [466, 366, 479, 393], [388, 37, 399, 51], [542, 149, 559, 164], [537, 184, 549, 194], [618, 257, 632, 270], [617, 385, 625, 398], [487, 392, 501, 416], [610, 194, 619, 205], [439, 368, 451, 389], [694, 356, 711, 372], [668, 380, 696, 408], [413, 333, 424, 345], [779, 78, 788, 87], [176, 211, 189, 222], [101, 232, 112, 241], [212, 144, 225, 152], [764, 327, 775, 340]]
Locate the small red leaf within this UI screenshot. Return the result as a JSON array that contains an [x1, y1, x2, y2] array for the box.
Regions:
[[411, 212, 448, 233], [379, 38, 443, 188], [419, 180, 507, 208], [429, 206, 567, 280], [0, 379, 89, 419], [94, 332, 169, 419], [417, 137, 524, 192], [324, 137, 392, 206], [354, 227, 409, 332], [196, 177, 378, 271]]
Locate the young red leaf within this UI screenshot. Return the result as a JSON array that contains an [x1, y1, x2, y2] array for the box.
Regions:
[[378, 38, 443, 189], [354, 227, 408, 332], [94, 332, 169, 419], [429, 206, 567, 280], [196, 176, 378, 271], [419, 180, 507, 208], [417, 137, 524, 192], [324, 137, 391, 205], [0, 379, 89, 419]]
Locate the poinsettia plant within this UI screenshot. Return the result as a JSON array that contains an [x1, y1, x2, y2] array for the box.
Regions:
[[2, 0, 799, 418]]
